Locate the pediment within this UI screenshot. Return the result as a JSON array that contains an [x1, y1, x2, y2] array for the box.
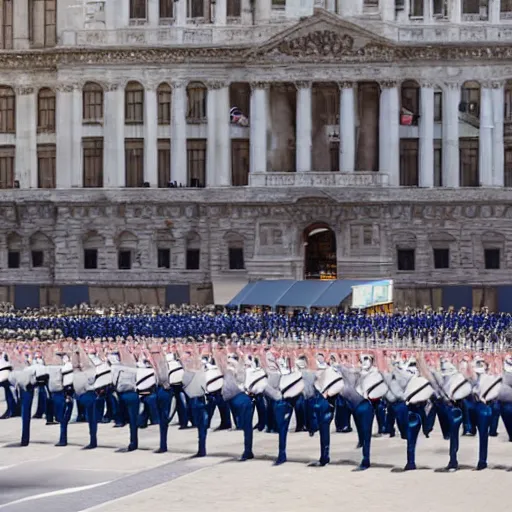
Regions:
[[248, 9, 395, 63]]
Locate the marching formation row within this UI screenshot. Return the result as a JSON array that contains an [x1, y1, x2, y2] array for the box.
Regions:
[[1, 337, 511, 471]]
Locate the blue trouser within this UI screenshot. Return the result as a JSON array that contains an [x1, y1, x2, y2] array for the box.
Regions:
[[390, 400, 409, 439], [138, 391, 160, 428], [189, 396, 208, 456], [373, 399, 386, 434], [105, 387, 118, 422], [118, 391, 140, 450], [156, 387, 172, 451], [53, 390, 74, 445], [20, 385, 34, 446], [229, 392, 255, 457], [206, 390, 232, 429], [437, 402, 463, 468], [500, 401, 512, 441], [433, 397, 451, 440], [474, 401, 493, 468], [334, 395, 352, 432], [77, 391, 98, 448], [352, 399, 374, 468], [253, 394, 267, 431], [274, 397, 294, 463], [1, 380, 17, 417], [405, 403, 424, 468], [266, 395, 277, 433], [489, 401, 500, 436], [170, 385, 190, 428], [34, 383, 47, 418], [462, 397, 477, 435], [294, 395, 306, 431], [310, 393, 334, 464]]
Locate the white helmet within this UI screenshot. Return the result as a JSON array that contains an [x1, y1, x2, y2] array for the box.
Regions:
[[440, 358, 457, 376], [473, 356, 488, 375], [360, 353, 374, 372]]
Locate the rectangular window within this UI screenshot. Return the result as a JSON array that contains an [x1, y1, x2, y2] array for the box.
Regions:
[[362, 225, 373, 246], [0, 87, 15, 133], [187, 139, 206, 187], [484, 248, 500, 270], [83, 85, 103, 122], [410, 0, 424, 17], [118, 250, 132, 270], [434, 91, 442, 122], [157, 86, 171, 125], [434, 140, 442, 187], [0, 145, 14, 189], [433, 248, 449, 269], [37, 144, 56, 189], [1, 0, 13, 50], [227, 0, 241, 17], [231, 139, 249, 186], [229, 248, 245, 270], [433, 0, 448, 16], [502, 0, 512, 17], [399, 139, 419, 186], [83, 138, 104, 188], [271, 0, 285, 7], [188, 0, 205, 18], [505, 147, 512, 187], [30, 0, 56, 47], [84, 249, 98, 269], [125, 139, 144, 188], [459, 138, 479, 187], [130, 0, 147, 19], [329, 141, 340, 172], [158, 139, 171, 188], [7, 250, 19, 269], [37, 90, 56, 132], [125, 85, 144, 124], [157, 248, 171, 268], [186, 249, 200, 270], [397, 248, 415, 271], [31, 250, 44, 268], [159, 0, 174, 18]]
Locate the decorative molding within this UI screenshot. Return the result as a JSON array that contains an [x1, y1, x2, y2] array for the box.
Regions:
[[338, 81, 355, 89], [15, 86, 35, 95], [379, 80, 398, 89], [250, 81, 271, 90], [206, 81, 228, 90], [491, 80, 506, 89], [295, 81, 312, 89], [104, 82, 120, 92], [56, 83, 79, 93]]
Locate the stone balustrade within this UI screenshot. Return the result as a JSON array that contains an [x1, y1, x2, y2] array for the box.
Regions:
[[248, 172, 390, 187]]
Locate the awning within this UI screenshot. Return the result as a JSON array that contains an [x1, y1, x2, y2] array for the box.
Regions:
[[228, 279, 375, 308], [212, 277, 249, 306], [227, 280, 296, 307], [312, 280, 370, 308]]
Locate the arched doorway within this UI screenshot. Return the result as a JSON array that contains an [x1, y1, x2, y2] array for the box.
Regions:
[[304, 223, 337, 280]]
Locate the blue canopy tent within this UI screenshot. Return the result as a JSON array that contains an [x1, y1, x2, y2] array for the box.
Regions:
[[228, 279, 376, 310]]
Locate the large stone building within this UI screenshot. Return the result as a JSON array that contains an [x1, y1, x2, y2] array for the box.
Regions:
[[1, 0, 512, 308]]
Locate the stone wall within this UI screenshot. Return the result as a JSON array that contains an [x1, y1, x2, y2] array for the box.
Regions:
[[0, 188, 512, 288]]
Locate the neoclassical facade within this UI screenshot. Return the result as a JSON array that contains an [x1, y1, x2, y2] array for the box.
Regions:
[[2, 0, 512, 306]]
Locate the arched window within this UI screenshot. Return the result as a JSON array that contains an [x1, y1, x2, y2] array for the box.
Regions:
[[83, 82, 104, 122], [186, 82, 207, 122], [125, 81, 144, 124], [29, 231, 52, 268], [6, 232, 21, 269], [224, 232, 245, 270], [83, 230, 104, 270], [117, 231, 138, 270], [37, 88, 56, 132], [155, 229, 174, 269], [186, 232, 201, 270], [0, 86, 15, 133], [157, 83, 171, 125]]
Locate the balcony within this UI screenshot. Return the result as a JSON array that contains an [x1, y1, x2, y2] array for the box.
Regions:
[[248, 172, 389, 187]]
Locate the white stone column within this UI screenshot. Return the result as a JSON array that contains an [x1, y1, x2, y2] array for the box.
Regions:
[[171, 82, 187, 186], [380, 0, 395, 21], [450, 0, 461, 22], [241, 0, 253, 23], [13, 0, 29, 49], [479, 86, 494, 187], [423, 0, 433, 22], [104, 84, 125, 187], [296, 82, 312, 173], [492, 82, 504, 187], [176, 0, 187, 25], [339, 82, 355, 173], [15, 87, 37, 188], [206, 83, 219, 187], [255, 0, 272, 22], [56, 85, 74, 189], [250, 82, 269, 175], [379, 82, 400, 186], [147, 0, 159, 25], [442, 83, 460, 188], [215, 0, 227, 24], [419, 84, 434, 187], [489, 0, 501, 23], [70, 87, 83, 188], [216, 84, 231, 186], [144, 86, 158, 187]]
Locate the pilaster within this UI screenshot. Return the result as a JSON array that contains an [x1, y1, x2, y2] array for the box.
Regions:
[[56, 85, 74, 189], [479, 86, 494, 187], [442, 83, 460, 188], [379, 81, 400, 186], [250, 82, 269, 175], [171, 82, 187, 186], [15, 87, 37, 188], [13, 0, 29, 50], [144, 85, 158, 187], [104, 83, 125, 188], [296, 82, 312, 173], [492, 81, 505, 187], [339, 82, 355, 173], [419, 85, 434, 188]]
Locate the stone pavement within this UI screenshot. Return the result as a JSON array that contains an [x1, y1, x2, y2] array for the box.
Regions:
[[1, 402, 512, 512]]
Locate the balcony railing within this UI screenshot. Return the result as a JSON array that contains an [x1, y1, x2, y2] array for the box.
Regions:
[[248, 172, 389, 187]]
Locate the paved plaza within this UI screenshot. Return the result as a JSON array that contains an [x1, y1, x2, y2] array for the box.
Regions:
[[1, 397, 512, 512]]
